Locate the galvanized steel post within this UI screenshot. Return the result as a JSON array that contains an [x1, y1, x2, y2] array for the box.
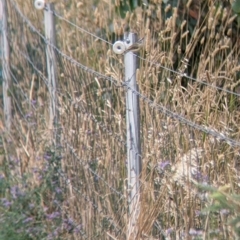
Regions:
[[124, 32, 141, 239]]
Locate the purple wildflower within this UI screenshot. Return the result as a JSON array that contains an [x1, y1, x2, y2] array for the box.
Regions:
[[189, 228, 203, 236], [157, 161, 170, 173], [195, 210, 201, 217], [191, 169, 209, 184], [220, 209, 230, 215], [10, 186, 23, 199], [63, 218, 75, 231], [31, 100, 37, 105], [44, 154, 52, 160], [46, 211, 61, 220], [74, 224, 83, 233], [166, 228, 174, 235], [23, 217, 33, 224], [55, 187, 62, 194], [159, 161, 170, 170], [25, 112, 32, 119], [1, 198, 12, 207]]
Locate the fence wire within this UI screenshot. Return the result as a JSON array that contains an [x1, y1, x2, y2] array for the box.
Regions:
[[2, 0, 240, 239]]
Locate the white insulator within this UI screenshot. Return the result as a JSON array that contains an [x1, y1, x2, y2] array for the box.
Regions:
[[34, 0, 45, 10], [112, 41, 126, 55]]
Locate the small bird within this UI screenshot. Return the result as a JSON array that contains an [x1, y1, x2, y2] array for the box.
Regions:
[[123, 37, 144, 54]]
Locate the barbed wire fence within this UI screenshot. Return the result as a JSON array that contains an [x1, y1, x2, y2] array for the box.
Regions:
[[1, 0, 240, 239]]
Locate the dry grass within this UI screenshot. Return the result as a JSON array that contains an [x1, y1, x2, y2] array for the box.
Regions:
[[1, 0, 240, 239]]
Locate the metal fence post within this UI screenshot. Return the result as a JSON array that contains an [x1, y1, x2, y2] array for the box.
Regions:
[[1, 0, 12, 130], [124, 32, 141, 239], [44, 3, 59, 144], [43, 3, 62, 200]]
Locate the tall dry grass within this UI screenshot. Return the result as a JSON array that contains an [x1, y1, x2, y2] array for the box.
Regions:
[[1, 0, 240, 239]]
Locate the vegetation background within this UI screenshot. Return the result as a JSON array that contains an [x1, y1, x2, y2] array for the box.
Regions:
[[1, 0, 240, 239]]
